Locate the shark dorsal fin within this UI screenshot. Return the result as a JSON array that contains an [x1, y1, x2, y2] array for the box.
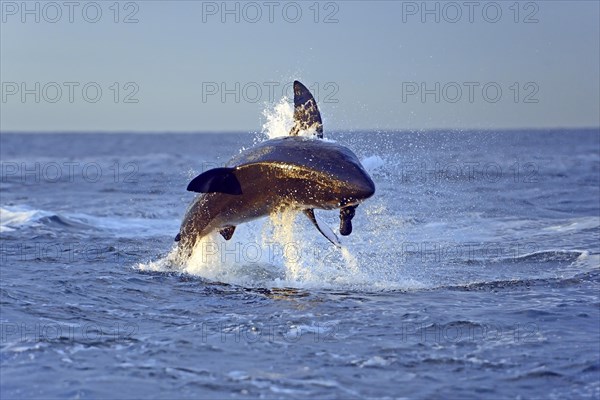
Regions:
[[289, 81, 323, 138]]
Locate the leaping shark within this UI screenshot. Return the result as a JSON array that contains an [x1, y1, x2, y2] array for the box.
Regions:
[[176, 81, 375, 252]]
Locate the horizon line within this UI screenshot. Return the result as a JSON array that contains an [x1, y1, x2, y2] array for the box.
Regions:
[[1, 126, 599, 135]]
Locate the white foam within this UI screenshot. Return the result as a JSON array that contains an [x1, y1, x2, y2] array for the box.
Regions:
[[0, 206, 51, 232], [70, 212, 178, 238], [361, 155, 385, 175], [543, 217, 600, 233], [0, 204, 178, 237]]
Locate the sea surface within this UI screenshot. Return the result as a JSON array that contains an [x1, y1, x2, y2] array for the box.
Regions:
[[1, 128, 599, 399]]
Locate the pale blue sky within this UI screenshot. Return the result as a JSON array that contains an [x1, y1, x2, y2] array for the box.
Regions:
[[1, 0, 599, 132]]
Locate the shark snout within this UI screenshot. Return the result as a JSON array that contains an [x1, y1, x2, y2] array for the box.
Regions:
[[340, 171, 375, 206], [354, 174, 376, 200]]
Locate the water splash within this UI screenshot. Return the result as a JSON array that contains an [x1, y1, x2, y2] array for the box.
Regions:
[[259, 96, 322, 141], [260, 96, 294, 140], [361, 155, 385, 175], [136, 209, 389, 290], [266, 209, 304, 281], [137, 97, 422, 290]]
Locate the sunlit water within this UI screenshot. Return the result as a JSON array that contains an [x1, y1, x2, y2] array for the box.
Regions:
[[1, 124, 599, 398]]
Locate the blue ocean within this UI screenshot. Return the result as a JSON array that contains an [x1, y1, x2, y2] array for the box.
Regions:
[[1, 128, 599, 399]]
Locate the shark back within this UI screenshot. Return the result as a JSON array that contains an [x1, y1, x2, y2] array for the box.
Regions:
[[227, 136, 366, 184]]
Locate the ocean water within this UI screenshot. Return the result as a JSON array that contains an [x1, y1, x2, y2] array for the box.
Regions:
[[1, 127, 599, 399]]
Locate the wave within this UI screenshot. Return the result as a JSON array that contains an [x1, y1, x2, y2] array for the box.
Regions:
[[542, 217, 600, 233], [497, 249, 588, 263], [0, 205, 178, 238], [0, 206, 54, 232]]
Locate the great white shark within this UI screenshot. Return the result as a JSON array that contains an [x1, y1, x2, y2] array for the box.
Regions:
[[176, 81, 375, 252]]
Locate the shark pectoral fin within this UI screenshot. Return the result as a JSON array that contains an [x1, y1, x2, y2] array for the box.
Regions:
[[304, 209, 341, 248], [289, 81, 323, 138], [187, 167, 242, 195], [219, 226, 236, 241]]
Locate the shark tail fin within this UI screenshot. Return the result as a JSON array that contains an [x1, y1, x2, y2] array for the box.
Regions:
[[289, 81, 323, 138]]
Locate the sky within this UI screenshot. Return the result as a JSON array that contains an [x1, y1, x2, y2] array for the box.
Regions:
[[1, 0, 599, 132]]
